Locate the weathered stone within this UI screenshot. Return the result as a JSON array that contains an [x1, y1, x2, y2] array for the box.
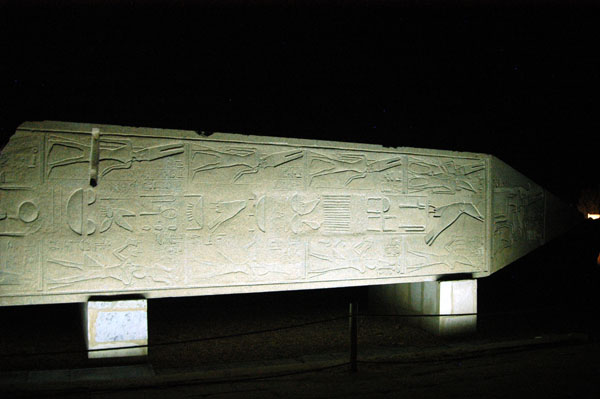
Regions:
[[83, 298, 148, 358], [0, 121, 574, 306]]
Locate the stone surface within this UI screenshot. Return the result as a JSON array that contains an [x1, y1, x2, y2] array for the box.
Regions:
[[83, 299, 147, 358], [0, 121, 574, 306]]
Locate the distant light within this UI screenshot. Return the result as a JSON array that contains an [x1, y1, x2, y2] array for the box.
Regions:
[[588, 213, 600, 220]]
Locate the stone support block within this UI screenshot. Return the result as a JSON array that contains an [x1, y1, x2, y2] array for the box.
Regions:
[[83, 298, 148, 358], [369, 279, 477, 336]]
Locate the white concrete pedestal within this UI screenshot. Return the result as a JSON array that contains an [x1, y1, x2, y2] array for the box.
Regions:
[[369, 280, 477, 336], [82, 299, 148, 358]]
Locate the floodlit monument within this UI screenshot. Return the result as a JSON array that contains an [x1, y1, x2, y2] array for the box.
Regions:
[[0, 121, 575, 355]]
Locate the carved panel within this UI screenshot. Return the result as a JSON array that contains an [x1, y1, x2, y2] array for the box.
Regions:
[[490, 156, 546, 273], [0, 122, 497, 305]]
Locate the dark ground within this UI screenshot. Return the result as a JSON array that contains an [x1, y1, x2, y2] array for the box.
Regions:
[[36, 342, 599, 399]]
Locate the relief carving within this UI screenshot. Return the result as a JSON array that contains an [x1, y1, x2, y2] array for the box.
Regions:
[[209, 200, 247, 232], [47, 135, 184, 178], [366, 197, 396, 232], [48, 239, 175, 289], [289, 194, 321, 234], [11, 122, 570, 307], [190, 145, 303, 183], [184, 195, 204, 231], [0, 134, 42, 189], [307, 151, 402, 187], [322, 195, 351, 233], [307, 238, 377, 278], [425, 202, 484, 246], [408, 157, 484, 194], [66, 188, 97, 235], [0, 195, 42, 237], [0, 237, 41, 291], [493, 183, 544, 254], [407, 239, 479, 273]]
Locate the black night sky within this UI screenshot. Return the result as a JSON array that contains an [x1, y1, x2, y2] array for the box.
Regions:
[[1, 1, 599, 207]]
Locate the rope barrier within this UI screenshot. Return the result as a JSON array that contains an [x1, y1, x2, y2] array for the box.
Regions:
[[0, 315, 347, 359], [0, 303, 577, 360], [357, 304, 575, 319]]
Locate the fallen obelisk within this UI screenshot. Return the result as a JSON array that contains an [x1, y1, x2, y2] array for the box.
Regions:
[[0, 121, 576, 354]]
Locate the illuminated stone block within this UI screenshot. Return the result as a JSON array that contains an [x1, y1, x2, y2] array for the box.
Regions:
[[0, 121, 575, 307], [369, 279, 477, 335], [84, 299, 147, 358]]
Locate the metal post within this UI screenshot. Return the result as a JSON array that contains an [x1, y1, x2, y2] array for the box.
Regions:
[[89, 128, 100, 187], [349, 300, 358, 372]]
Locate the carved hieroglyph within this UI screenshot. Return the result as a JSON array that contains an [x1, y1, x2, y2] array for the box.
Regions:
[[0, 121, 573, 305]]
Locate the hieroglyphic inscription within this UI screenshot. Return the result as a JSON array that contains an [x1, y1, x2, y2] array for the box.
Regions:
[[323, 195, 351, 233], [0, 134, 44, 240], [491, 157, 545, 272], [307, 151, 403, 188], [47, 134, 184, 180], [408, 157, 485, 194], [0, 238, 41, 292], [2, 121, 518, 305], [189, 145, 303, 184], [0, 133, 45, 294]]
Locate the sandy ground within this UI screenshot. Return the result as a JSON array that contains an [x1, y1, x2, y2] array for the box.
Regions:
[[0, 288, 446, 372], [57, 340, 600, 399]]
